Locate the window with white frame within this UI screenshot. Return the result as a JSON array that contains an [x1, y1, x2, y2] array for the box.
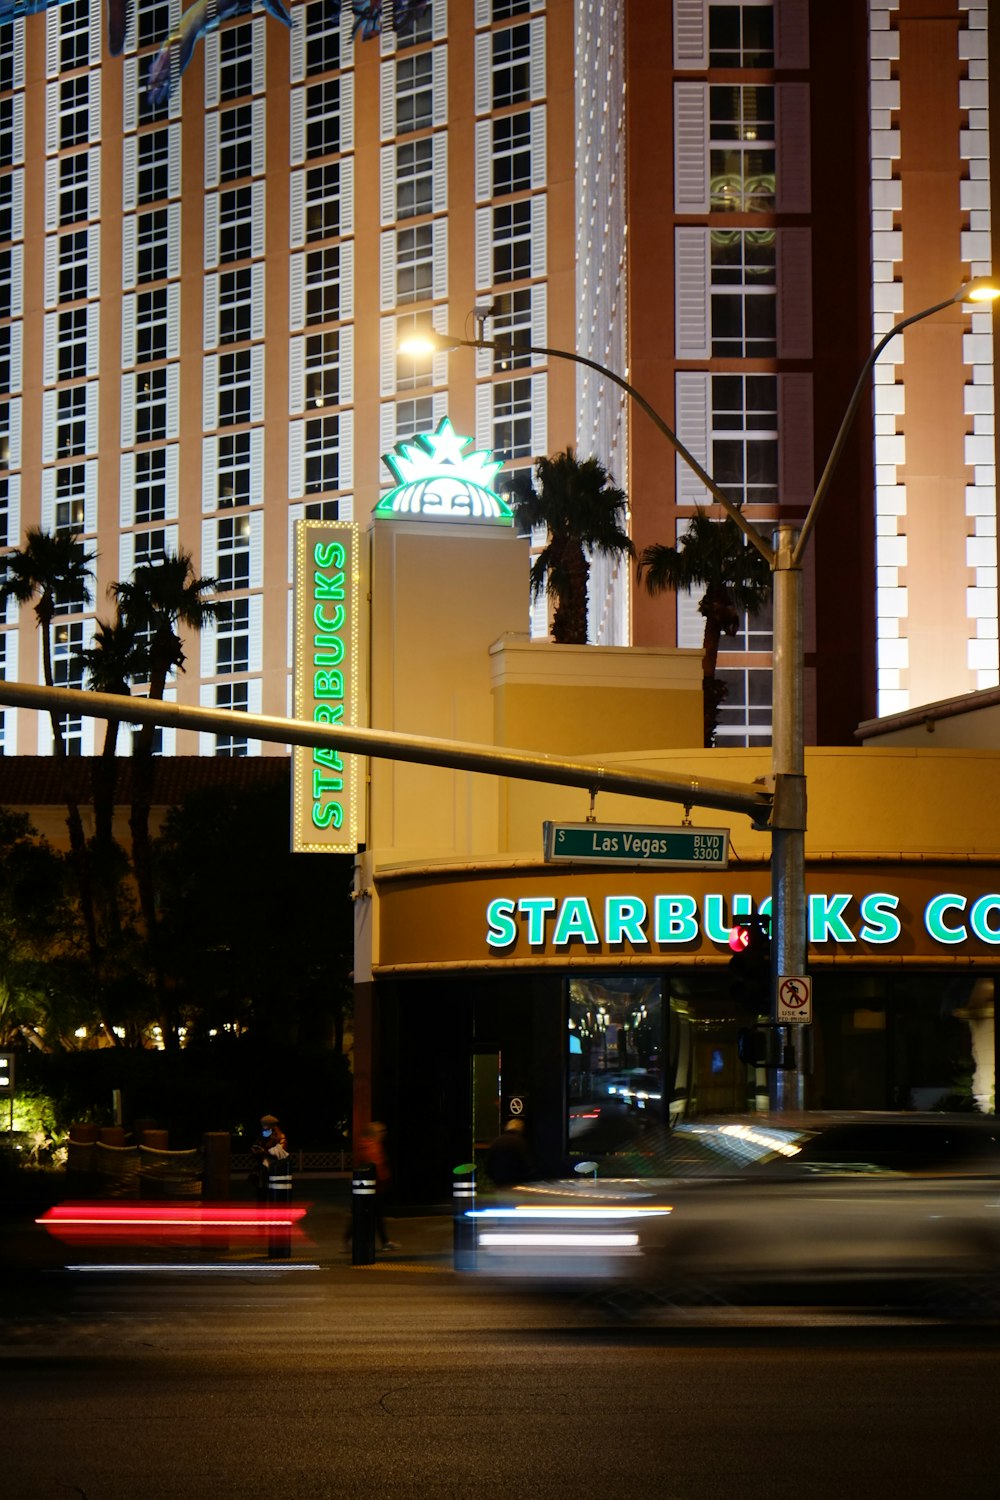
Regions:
[[304, 498, 339, 520], [0, 97, 15, 171], [52, 619, 85, 752], [400, 3, 434, 43], [55, 463, 86, 532], [136, 209, 169, 283], [715, 666, 772, 748], [216, 267, 252, 345], [305, 78, 342, 158], [135, 367, 168, 444], [395, 310, 433, 391], [304, 413, 340, 493], [304, 329, 341, 409], [709, 85, 775, 212], [492, 23, 531, 108], [0, 172, 16, 243], [137, 128, 170, 206], [217, 349, 252, 426], [0, 400, 11, 468], [710, 228, 776, 358], [0, 480, 10, 548], [59, 0, 90, 69], [136, 288, 169, 364], [492, 0, 529, 19], [492, 377, 533, 461], [396, 52, 433, 134], [57, 308, 88, 381], [0, 26, 14, 92], [219, 21, 254, 101], [492, 198, 531, 280], [709, 3, 774, 68], [395, 138, 433, 220], [215, 680, 249, 755], [59, 153, 89, 225], [492, 113, 532, 197], [0, 247, 12, 319], [135, 447, 168, 522], [214, 597, 250, 674], [305, 245, 342, 324], [711, 373, 777, 508], [304, 0, 342, 75], [304, 161, 342, 242], [219, 104, 254, 182], [216, 513, 252, 591], [0, 324, 12, 392], [56, 385, 87, 457], [489, 288, 533, 371], [219, 186, 254, 262], [59, 229, 89, 300], [217, 430, 252, 507], [137, 0, 169, 47], [59, 75, 89, 151], [394, 395, 433, 441], [134, 527, 169, 566], [494, 463, 533, 510], [395, 223, 433, 304]]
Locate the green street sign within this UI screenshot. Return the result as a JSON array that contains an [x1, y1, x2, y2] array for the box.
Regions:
[[543, 822, 730, 870]]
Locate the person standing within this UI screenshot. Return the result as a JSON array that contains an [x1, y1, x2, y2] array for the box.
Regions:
[[251, 1113, 292, 1258], [486, 1118, 534, 1188], [354, 1121, 399, 1252]]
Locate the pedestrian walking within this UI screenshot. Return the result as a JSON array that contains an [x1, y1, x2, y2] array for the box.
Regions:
[[351, 1121, 399, 1252]]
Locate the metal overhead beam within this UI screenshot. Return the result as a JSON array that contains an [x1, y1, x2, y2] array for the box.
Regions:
[[0, 679, 774, 824]]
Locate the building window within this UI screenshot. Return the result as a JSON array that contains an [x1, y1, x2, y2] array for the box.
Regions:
[[396, 223, 433, 304], [0, 247, 12, 319], [219, 186, 253, 262], [0, 28, 14, 93], [0, 400, 10, 467], [492, 377, 532, 460], [135, 447, 168, 522], [0, 477, 10, 547], [0, 324, 11, 391], [59, 75, 89, 150], [400, 4, 433, 43], [711, 373, 778, 508], [305, 245, 341, 325], [137, 128, 170, 206], [218, 267, 253, 344], [137, 0, 169, 47], [709, 85, 775, 212], [216, 513, 251, 591], [219, 21, 253, 101], [304, 499, 339, 520], [136, 288, 169, 364], [59, 0, 90, 70], [0, 97, 16, 169], [489, 288, 533, 370], [709, 4, 774, 68], [726, 590, 773, 653], [492, 199, 531, 281], [215, 597, 250, 674], [396, 52, 433, 134], [492, 23, 530, 109], [304, 413, 339, 493], [304, 161, 342, 242], [716, 666, 772, 748], [134, 527, 168, 566], [56, 385, 87, 457], [57, 308, 88, 381], [492, 0, 529, 19], [215, 680, 249, 756], [395, 137, 433, 220], [710, 229, 776, 357], [135, 367, 168, 444], [304, 0, 342, 76], [55, 463, 86, 532], [395, 311, 433, 391], [306, 78, 341, 158], [59, 229, 89, 300], [305, 329, 341, 409], [395, 395, 433, 441], [59, 153, 89, 226], [219, 104, 253, 182], [217, 350, 252, 427], [0, 173, 15, 243], [136, 208, 169, 283], [217, 430, 252, 507], [492, 113, 531, 196], [495, 464, 533, 510], [52, 619, 85, 753]]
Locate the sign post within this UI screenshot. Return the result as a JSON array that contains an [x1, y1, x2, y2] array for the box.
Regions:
[[543, 822, 730, 870]]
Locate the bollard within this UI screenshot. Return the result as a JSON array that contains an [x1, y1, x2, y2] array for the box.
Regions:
[[351, 1162, 377, 1266], [267, 1157, 293, 1260], [452, 1162, 477, 1271]]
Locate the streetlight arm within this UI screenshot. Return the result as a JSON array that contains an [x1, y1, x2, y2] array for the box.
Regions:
[[443, 333, 776, 566], [793, 296, 956, 564]]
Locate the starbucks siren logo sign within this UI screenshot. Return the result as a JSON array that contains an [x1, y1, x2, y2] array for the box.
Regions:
[[375, 418, 515, 526]]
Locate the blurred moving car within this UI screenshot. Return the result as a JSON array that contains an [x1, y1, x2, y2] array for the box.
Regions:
[[475, 1114, 1000, 1316]]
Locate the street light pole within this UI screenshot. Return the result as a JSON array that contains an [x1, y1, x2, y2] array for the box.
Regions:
[[407, 276, 999, 1111]]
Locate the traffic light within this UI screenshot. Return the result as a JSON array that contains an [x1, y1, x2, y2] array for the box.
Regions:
[[728, 914, 772, 1010]]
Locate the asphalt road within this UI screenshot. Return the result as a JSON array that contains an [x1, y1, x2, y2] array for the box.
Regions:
[[3, 1258, 1000, 1500]]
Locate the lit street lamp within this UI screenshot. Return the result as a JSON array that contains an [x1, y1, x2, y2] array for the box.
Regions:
[[404, 275, 1000, 1110]]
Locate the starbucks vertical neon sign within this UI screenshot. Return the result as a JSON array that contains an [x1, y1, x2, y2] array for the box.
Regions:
[[292, 521, 364, 853]]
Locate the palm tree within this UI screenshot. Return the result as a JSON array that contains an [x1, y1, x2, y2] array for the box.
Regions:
[[77, 613, 142, 851], [637, 509, 772, 747], [111, 552, 217, 1045], [514, 449, 635, 645]]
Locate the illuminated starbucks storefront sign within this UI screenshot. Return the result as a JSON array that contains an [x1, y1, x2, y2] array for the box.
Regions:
[[375, 418, 515, 526]]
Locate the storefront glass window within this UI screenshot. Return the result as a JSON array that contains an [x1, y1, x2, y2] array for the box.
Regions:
[[567, 977, 664, 1156]]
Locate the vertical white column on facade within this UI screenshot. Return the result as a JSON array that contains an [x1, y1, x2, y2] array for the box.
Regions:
[[959, 2, 997, 687], [869, 2, 908, 714]]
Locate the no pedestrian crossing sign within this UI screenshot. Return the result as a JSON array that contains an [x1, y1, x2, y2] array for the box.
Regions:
[[777, 976, 812, 1024]]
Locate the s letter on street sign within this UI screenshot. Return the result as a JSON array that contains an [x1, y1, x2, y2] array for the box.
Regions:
[[777, 976, 812, 1023], [543, 822, 730, 870]]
